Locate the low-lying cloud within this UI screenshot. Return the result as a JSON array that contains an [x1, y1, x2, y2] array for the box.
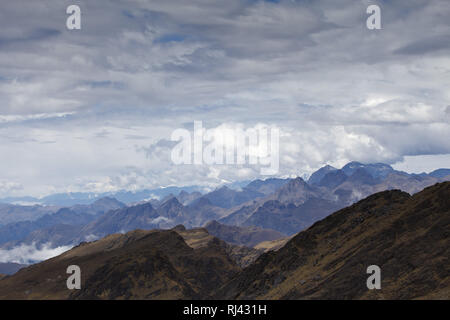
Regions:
[[0, 243, 73, 264]]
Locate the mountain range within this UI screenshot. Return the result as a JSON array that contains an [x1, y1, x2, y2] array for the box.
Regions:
[[0, 197, 125, 248], [216, 182, 450, 299], [0, 186, 205, 207], [0, 181, 448, 299], [0, 161, 449, 266]]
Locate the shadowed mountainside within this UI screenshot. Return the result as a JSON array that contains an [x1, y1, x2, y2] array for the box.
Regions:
[[204, 220, 286, 247], [0, 262, 28, 275], [0, 226, 261, 299], [215, 182, 450, 300]]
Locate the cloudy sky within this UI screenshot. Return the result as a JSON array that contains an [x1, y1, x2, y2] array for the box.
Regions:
[[0, 0, 449, 197]]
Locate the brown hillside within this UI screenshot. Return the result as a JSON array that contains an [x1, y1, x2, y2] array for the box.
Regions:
[[216, 182, 450, 299], [0, 229, 241, 299]]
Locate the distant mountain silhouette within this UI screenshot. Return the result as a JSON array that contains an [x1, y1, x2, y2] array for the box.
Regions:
[[429, 168, 450, 179], [0, 203, 60, 226], [0, 186, 204, 206], [341, 161, 395, 179], [0, 197, 125, 247], [196, 186, 264, 209], [0, 262, 27, 275], [308, 165, 338, 185], [243, 178, 289, 195]]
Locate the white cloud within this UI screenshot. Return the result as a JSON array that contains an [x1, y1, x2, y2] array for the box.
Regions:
[[84, 234, 99, 242], [0, 0, 449, 197], [0, 243, 73, 264], [0, 180, 23, 194], [150, 216, 172, 225], [0, 112, 74, 124]]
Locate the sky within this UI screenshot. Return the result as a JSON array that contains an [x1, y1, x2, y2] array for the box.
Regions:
[[0, 0, 449, 197]]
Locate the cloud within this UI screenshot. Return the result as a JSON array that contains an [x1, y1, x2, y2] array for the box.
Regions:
[[0, 112, 74, 124], [150, 216, 172, 225], [0, 243, 73, 264], [0, 180, 23, 194], [84, 234, 99, 242], [0, 0, 449, 196]]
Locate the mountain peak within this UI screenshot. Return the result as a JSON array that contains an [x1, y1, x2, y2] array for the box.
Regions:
[[160, 196, 182, 207], [171, 224, 186, 231], [268, 176, 318, 206], [190, 197, 213, 208], [216, 185, 232, 192], [343, 160, 363, 167], [288, 177, 309, 188], [308, 165, 338, 185], [341, 161, 394, 179], [204, 220, 220, 228]]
